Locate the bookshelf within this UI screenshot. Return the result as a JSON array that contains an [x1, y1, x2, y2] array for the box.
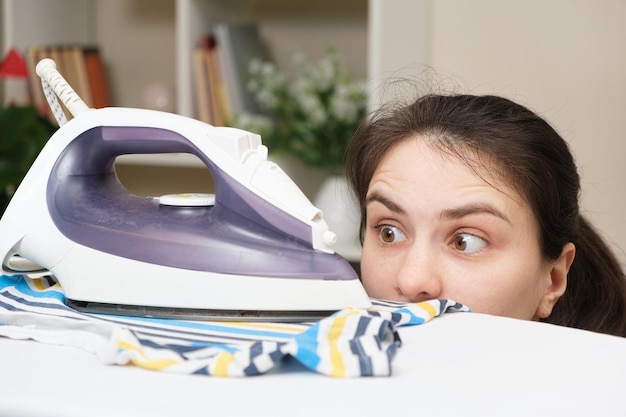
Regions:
[[2, 0, 426, 118], [1, 0, 426, 195]]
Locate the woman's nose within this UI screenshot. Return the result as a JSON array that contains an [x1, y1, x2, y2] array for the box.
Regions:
[[393, 247, 443, 302]]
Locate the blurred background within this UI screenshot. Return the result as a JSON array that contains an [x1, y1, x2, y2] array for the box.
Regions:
[[1, 0, 625, 265]]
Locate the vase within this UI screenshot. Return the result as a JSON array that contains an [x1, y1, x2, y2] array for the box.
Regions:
[[313, 174, 362, 262]]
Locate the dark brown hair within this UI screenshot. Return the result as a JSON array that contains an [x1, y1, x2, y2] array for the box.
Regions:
[[346, 93, 626, 337]]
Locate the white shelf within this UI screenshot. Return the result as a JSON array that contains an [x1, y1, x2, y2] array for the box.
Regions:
[[115, 153, 205, 168]]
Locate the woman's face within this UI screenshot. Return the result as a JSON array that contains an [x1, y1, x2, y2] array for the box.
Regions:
[[361, 136, 573, 320]]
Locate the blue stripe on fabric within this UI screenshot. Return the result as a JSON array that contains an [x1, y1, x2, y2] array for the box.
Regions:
[[99, 315, 301, 340], [248, 341, 263, 358], [0, 299, 25, 312], [446, 300, 471, 313], [192, 367, 210, 375], [354, 315, 371, 338], [386, 340, 399, 363], [130, 329, 255, 345], [91, 316, 269, 344], [0, 290, 72, 313], [291, 322, 322, 371], [370, 299, 406, 308], [350, 337, 373, 376], [2, 275, 66, 302], [243, 361, 259, 375], [376, 320, 390, 341], [136, 335, 239, 355], [242, 342, 289, 376], [242, 342, 263, 375], [0, 275, 20, 290], [270, 344, 287, 362], [394, 308, 426, 325]]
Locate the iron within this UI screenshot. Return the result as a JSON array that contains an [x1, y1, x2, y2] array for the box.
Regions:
[[0, 59, 371, 321]]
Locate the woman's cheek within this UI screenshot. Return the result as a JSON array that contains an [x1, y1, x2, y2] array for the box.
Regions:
[[359, 244, 388, 298]]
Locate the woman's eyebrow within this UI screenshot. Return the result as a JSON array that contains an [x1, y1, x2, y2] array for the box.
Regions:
[[440, 203, 511, 224], [365, 190, 406, 215]]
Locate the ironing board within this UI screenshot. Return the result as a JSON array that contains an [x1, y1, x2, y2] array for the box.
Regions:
[[1, 311, 625, 416]]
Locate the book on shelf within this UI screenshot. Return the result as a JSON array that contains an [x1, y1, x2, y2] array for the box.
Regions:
[[193, 46, 213, 124], [24, 45, 111, 123], [25, 46, 47, 114], [214, 22, 266, 116], [192, 23, 267, 126], [82, 47, 111, 110], [193, 34, 231, 126], [61, 46, 93, 108]]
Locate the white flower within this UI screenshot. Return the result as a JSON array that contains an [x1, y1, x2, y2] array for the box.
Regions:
[[309, 53, 337, 91], [255, 89, 279, 109], [234, 48, 367, 169], [231, 112, 273, 135], [289, 78, 311, 98], [330, 81, 366, 123], [248, 58, 264, 76]]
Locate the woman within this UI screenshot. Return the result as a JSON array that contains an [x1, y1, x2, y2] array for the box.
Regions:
[[346, 93, 626, 337]]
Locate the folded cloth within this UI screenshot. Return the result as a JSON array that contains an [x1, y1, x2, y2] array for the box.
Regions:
[[0, 275, 469, 377]]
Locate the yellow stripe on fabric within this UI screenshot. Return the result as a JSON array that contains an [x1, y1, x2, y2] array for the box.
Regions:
[[221, 321, 307, 334], [117, 340, 179, 371], [328, 309, 360, 378], [30, 279, 47, 291], [26, 276, 60, 291], [417, 300, 437, 320], [213, 352, 236, 377]]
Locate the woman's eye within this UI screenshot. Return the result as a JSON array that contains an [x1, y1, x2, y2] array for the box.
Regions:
[[452, 233, 487, 253], [378, 225, 406, 244]]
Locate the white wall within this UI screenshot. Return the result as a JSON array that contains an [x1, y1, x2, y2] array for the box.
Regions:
[[373, 0, 626, 263]]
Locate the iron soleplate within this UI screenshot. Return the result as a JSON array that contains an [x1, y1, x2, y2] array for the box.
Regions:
[[67, 299, 337, 322]]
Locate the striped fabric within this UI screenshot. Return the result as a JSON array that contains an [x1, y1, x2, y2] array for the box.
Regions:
[[0, 274, 469, 377]]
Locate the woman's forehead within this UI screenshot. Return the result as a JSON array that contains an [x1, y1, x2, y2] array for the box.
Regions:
[[379, 134, 527, 207]]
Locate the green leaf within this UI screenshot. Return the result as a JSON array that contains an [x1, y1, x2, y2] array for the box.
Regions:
[[0, 106, 56, 215]]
